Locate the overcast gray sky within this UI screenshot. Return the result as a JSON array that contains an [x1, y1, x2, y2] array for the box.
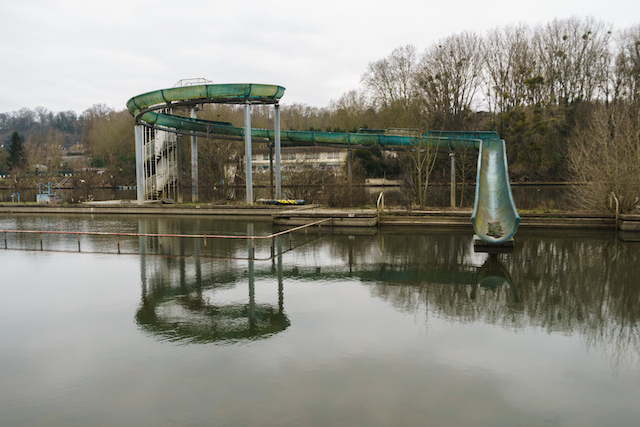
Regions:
[[0, 0, 638, 114]]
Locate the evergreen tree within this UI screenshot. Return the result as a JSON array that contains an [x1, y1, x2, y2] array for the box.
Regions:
[[7, 131, 26, 170]]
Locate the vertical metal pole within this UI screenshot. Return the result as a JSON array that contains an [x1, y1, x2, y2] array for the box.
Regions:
[[275, 104, 282, 199], [347, 147, 352, 182], [247, 224, 254, 260], [191, 107, 198, 203], [244, 103, 253, 204], [77, 234, 81, 252], [450, 152, 456, 208], [270, 236, 274, 258], [194, 220, 201, 287], [139, 222, 147, 302], [277, 236, 283, 313], [117, 235, 120, 254], [176, 134, 183, 203], [134, 124, 144, 204], [138, 219, 147, 256], [269, 144, 274, 200], [247, 223, 255, 328]]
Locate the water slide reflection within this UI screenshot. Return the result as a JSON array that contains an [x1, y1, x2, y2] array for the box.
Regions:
[[136, 224, 290, 343], [132, 219, 639, 369]]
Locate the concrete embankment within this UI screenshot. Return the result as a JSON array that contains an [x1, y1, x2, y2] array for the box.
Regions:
[[1, 203, 638, 232]]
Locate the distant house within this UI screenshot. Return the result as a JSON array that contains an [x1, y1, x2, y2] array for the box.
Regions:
[[249, 146, 347, 172]]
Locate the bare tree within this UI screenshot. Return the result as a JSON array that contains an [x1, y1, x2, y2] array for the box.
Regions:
[[613, 25, 640, 105], [328, 89, 369, 132], [197, 138, 241, 202], [361, 45, 420, 127], [25, 129, 64, 176], [281, 152, 328, 203], [484, 24, 537, 114], [401, 142, 440, 208], [568, 104, 640, 213], [84, 109, 135, 174], [454, 146, 477, 208], [534, 17, 612, 106], [416, 32, 484, 129]]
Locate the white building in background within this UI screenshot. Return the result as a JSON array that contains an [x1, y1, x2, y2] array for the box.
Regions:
[[249, 146, 347, 173]]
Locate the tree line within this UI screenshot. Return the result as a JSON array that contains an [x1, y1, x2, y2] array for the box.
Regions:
[[1, 16, 638, 211]]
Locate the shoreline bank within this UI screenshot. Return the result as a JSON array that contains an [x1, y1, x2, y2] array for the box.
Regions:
[[1, 203, 638, 232]]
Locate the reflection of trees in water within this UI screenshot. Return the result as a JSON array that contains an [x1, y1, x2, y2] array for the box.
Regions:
[[506, 235, 640, 370], [325, 230, 475, 270], [358, 231, 640, 370]]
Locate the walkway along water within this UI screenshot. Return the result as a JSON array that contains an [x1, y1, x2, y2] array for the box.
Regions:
[[1, 204, 638, 244]]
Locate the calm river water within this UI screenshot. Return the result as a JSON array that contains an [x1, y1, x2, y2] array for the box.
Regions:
[[0, 214, 639, 427]]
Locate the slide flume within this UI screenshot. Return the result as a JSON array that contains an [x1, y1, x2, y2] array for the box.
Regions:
[[127, 84, 520, 244]]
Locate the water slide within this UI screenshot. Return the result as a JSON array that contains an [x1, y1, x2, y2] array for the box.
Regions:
[[127, 84, 520, 244]]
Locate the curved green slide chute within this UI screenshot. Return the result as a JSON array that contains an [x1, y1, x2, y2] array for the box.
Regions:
[[127, 84, 519, 244], [424, 131, 520, 244]]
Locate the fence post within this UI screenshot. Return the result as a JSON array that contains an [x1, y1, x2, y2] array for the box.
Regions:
[[251, 237, 255, 260], [270, 236, 274, 258]]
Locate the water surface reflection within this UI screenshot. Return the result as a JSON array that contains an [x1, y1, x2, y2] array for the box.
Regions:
[[133, 220, 640, 372], [1, 214, 639, 426]]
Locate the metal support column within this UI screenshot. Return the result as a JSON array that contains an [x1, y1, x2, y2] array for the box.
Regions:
[[450, 151, 456, 208], [190, 107, 198, 203], [176, 134, 183, 203], [244, 103, 253, 204], [134, 124, 144, 204], [347, 147, 352, 182], [269, 144, 274, 200], [274, 103, 282, 199]]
